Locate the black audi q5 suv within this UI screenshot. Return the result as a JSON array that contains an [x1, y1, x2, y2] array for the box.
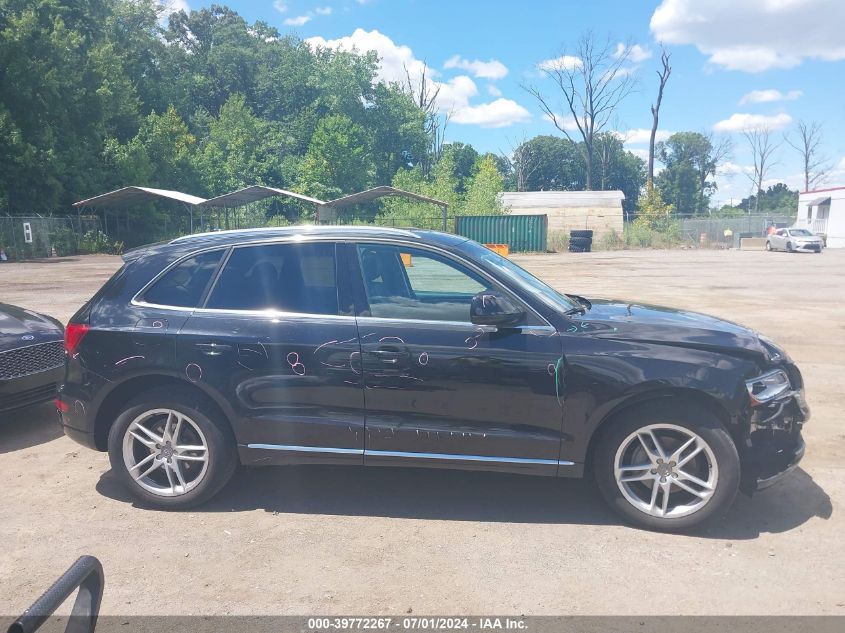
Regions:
[[59, 226, 808, 530]]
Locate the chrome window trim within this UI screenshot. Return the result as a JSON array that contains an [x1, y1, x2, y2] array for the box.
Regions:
[[129, 234, 553, 329], [355, 315, 555, 333], [244, 443, 574, 466], [192, 307, 357, 321]]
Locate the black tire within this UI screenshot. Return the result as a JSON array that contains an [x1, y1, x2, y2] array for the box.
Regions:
[[593, 402, 740, 531], [786, 241, 793, 252], [569, 236, 592, 253], [107, 385, 237, 509], [570, 229, 594, 239], [765, 241, 772, 251]]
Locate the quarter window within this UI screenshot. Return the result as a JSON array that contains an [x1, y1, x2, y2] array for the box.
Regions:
[[143, 250, 223, 308], [206, 242, 339, 315], [356, 244, 491, 322]]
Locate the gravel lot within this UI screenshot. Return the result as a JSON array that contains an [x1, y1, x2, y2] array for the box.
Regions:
[[1, 249, 843, 615]]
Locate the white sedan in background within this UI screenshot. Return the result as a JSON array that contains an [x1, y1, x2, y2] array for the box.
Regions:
[[766, 228, 824, 253]]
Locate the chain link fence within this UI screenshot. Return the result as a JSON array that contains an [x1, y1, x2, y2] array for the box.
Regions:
[[0, 215, 103, 261], [678, 215, 794, 247]]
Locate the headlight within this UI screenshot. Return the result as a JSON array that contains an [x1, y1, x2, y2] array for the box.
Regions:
[[745, 369, 791, 405], [758, 335, 786, 362]]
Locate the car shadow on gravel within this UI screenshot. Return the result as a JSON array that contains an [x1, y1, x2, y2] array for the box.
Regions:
[[96, 463, 832, 537], [0, 403, 62, 454]]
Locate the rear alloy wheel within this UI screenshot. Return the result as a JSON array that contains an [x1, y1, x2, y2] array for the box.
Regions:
[[108, 387, 237, 509], [765, 241, 772, 251], [594, 406, 739, 530], [121, 409, 209, 498]]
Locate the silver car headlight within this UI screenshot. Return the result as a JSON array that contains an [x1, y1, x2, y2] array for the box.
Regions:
[[745, 369, 791, 405]]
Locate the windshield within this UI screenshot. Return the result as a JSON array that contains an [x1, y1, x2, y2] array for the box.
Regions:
[[789, 229, 813, 236], [460, 240, 580, 311]]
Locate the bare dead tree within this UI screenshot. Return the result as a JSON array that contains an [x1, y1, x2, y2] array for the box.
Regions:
[[500, 131, 540, 192], [523, 31, 638, 189], [743, 127, 781, 214], [648, 46, 671, 188], [698, 132, 732, 208], [784, 120, 830, 191], [403, 62, 451, 172]]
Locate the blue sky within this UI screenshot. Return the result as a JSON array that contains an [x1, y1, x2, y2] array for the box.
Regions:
[[168, 0, 845, 205]]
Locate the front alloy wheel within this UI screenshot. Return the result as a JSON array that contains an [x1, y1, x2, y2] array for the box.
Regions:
[[614, 424, 718, 519], [594, 404, 739, 530]]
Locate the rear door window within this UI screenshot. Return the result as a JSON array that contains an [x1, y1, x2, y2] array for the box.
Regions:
[[205, 242, 339, 315], [142, 250, 224, 308]]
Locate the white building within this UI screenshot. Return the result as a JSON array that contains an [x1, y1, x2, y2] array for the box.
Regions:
[[796, 186, 845, 248], [499, 190, 624, 239]]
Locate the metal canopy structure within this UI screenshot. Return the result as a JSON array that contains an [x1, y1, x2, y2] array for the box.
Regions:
[[73, 186, 206, 209], [321, 186, 449, 231], [202, 185, 325, 209], [72, 186, 208, 233]]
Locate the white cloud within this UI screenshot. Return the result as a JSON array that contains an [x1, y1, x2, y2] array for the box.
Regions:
[[618, 128, 673, 145], [628, 148, 651, 161], [487, 84, 502, 97], [451, 100, 531, 128], [713, 112, 792, 132], [739, 89, 802, 105], [614, 43, 652, 63], [443, 55, 508, 80], [272, 0, 287, 12], [315, 7, 333, 15], [284, 14, 311, 26], [306, 29, 530, 128], [307, 29, 429, 85], [541, 112, 581, 132], [651, 0, 845, 72], [538, 55, 582, 72]]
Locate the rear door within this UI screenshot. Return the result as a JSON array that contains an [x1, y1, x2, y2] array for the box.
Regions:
[[178, 240, 365, 465], [350, 241, 564, 475]]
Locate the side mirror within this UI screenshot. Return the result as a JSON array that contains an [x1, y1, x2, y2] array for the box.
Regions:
[[470, 291, 525, 327]]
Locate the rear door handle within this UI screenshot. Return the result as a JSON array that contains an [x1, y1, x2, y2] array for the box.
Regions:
[[195, 342, 233, 356]]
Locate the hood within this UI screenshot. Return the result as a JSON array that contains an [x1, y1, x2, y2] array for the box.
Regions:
[[571, 299, 768, 358], [0, 303, 64, 352]]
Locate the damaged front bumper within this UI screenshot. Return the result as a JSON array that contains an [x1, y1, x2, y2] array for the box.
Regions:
[[739, 387, 809, 495]]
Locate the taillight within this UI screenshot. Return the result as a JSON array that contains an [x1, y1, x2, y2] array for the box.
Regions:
[[55, 397, 69, 413], [64, 322, 90, 355]]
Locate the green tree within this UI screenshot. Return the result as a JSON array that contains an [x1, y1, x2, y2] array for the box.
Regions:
[[194, 94, 282, 195], [635, 184, 675, 230], [462, 155, 504, 215], [297, 114, 374, 201], [512, 135, 584, 192], [655, 132, 728, 216], [739, 183, 798, 215], [366, 84, 427, 185], [591, 132, 645, 212]]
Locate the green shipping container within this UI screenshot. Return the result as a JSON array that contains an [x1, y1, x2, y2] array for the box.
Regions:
[[455, 214, 547, 253]]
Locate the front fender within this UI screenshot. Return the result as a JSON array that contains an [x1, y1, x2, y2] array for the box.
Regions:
[[558, 335, 758, 465]]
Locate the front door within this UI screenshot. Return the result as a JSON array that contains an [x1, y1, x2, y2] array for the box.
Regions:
[[350, 242, 564, 475], [178, 240, 365, 465]]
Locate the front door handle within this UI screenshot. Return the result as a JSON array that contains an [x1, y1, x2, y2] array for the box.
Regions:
[[370, 347, 409, 364], [195, 342, 233, 356]]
